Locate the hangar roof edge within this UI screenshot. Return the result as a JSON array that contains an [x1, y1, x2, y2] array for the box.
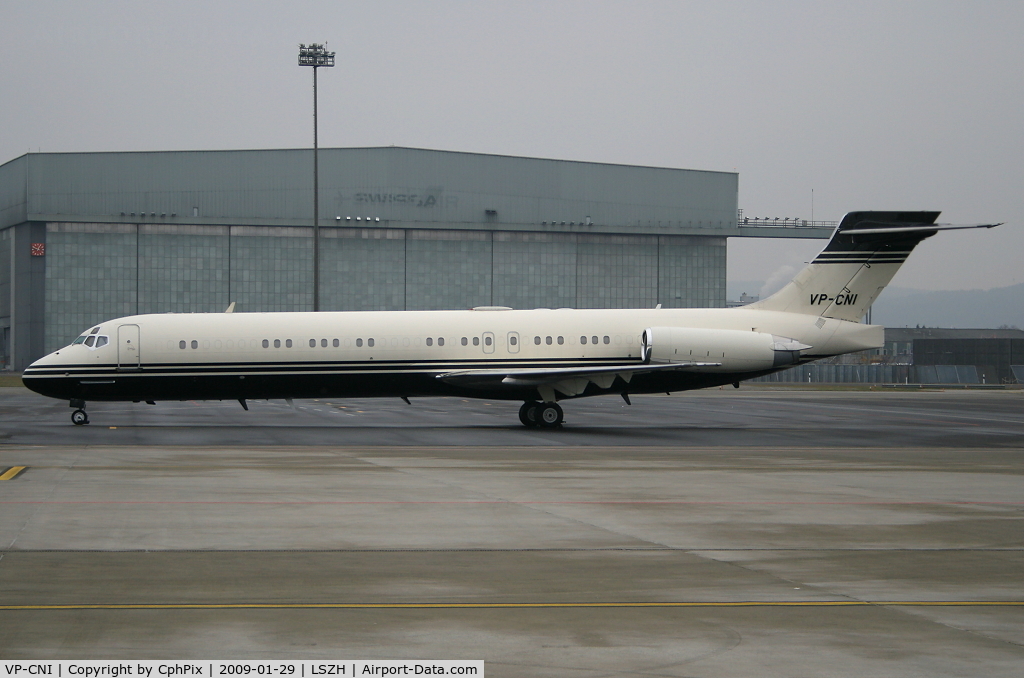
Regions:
[[0, 146, 737, 177]]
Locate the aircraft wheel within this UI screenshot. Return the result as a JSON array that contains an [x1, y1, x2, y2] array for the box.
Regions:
[[71, 409, 89, 426], [537, 402, 563, 428], [518, 401, 539, 427]]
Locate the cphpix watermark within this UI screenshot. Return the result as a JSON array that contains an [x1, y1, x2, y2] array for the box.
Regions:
[[1, 663, 482, 677]]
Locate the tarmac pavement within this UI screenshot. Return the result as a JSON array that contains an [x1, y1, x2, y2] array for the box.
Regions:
[[1, 386, 1022, 676]]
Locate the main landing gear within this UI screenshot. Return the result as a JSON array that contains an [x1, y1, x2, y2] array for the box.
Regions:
[[518, 401, 563, 428], [70, 399, 89, 426]]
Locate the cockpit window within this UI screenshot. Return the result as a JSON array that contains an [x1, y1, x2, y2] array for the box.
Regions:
[[78, 335, 109, 349], [90, 327, 100, 335]]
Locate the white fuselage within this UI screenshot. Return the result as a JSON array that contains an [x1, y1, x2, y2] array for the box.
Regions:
[[23, 306, 882, 404]]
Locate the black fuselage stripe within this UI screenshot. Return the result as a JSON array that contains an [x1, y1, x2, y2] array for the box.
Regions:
[[27, 356, 626, 371], [24, 358, 642, 379], [813, 258, 907, 265]]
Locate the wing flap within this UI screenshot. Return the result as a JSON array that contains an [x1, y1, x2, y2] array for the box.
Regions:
[[437, 362, 722, 396]]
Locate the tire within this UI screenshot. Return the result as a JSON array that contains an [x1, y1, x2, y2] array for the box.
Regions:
[[518, 402, 539, 427], [71, 409, 89, 426], [538, 403, 563, 428]]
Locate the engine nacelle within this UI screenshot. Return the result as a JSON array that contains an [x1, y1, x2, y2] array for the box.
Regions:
[[642, 326, 808, 372]]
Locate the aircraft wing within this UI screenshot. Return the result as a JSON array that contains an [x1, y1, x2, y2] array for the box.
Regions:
[[436, 361, 721, 399]]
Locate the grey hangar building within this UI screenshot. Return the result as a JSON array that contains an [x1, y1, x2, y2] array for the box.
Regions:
[[0, 146, 830, 371]]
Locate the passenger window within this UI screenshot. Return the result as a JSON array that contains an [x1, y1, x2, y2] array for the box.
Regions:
[[484, 336, 492, 346], [473, 337, 480, 346], [557, 336, 564, 345], [179, 340, 186, 349], [462, 337, 468, 346], [333, 338, 339, 347], [286, 339, 293, 348], [262, 339, 269, 348], [309, 339, 316, 348], [546, 336, 552, 345], [96, 336, 108, 347], [85, 336, 95, 347], [426, 337, 433, 346], [603, 336, 610, 344], [191, 340, 198, 349], [274, 339, 281, 348], [356, 338, 363, 347], [438, 337, 444, 347], [580, 336, 587, 345], [509, 336, 517, 346], [321, 339, 328, 348], [592, 336, 598, 345], [368, 338, 375, 348], [534, 336, 541, 345]]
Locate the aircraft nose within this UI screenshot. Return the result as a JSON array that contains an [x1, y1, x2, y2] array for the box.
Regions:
[[22, 352, 73, 399]]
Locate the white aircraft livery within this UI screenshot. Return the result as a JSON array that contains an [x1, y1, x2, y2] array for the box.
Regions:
[[23, 211, 998, 427]]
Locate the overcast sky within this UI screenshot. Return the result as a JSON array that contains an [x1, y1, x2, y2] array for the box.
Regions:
[[2, 1, 1021, 293]]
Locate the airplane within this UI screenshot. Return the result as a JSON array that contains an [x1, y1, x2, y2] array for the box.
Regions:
[[22, 211, 999, 427]]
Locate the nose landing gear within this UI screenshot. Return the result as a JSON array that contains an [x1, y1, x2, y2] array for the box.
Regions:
[[518, 401, 563, 428], [70, 399, 89, 425]]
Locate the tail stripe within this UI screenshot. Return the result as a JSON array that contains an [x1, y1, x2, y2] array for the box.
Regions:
[[814, 260, 907, 265], [814, 251, 911, 265]]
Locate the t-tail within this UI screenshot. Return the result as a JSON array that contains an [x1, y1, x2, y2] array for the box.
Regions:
[[747, 211, 1000, 322]]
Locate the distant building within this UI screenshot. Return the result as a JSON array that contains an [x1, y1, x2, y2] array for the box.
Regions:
[[726, 292, 760, 308], [910, 330, 1024, 385], [755, 327, 1024, 385], [879, 327, 1024, 365]]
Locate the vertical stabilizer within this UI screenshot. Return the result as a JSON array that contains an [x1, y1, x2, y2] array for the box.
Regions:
[[748, 211, 942, 322]]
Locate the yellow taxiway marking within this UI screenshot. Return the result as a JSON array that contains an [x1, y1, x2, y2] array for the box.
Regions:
[[0, 466, 26, 480], [2, 601, 1023, 611]]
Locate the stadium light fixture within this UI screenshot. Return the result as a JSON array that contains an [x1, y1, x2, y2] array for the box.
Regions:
[[298, 43, 335, 312]]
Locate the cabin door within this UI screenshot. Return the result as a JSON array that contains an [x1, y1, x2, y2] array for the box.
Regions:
[[118, 324, 141, 369], [481, 331, 495, 354]]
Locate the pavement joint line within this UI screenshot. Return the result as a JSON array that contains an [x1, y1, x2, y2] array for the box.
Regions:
[[2, 601, 1024, 611], [1, 500, 1022, 505], [2, 445, 1022, 452], [3, 547, 1023, 553], [0, 466, 27, 480]]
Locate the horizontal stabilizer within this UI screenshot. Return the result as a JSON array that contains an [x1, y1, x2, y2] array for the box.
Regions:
[[841, 222, 1001, 236]]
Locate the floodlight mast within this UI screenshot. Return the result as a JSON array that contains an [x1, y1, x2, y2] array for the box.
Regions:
[[298, 43, 335, 312]]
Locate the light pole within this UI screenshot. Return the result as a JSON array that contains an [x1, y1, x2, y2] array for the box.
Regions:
[[298, 43, 335, 312]]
